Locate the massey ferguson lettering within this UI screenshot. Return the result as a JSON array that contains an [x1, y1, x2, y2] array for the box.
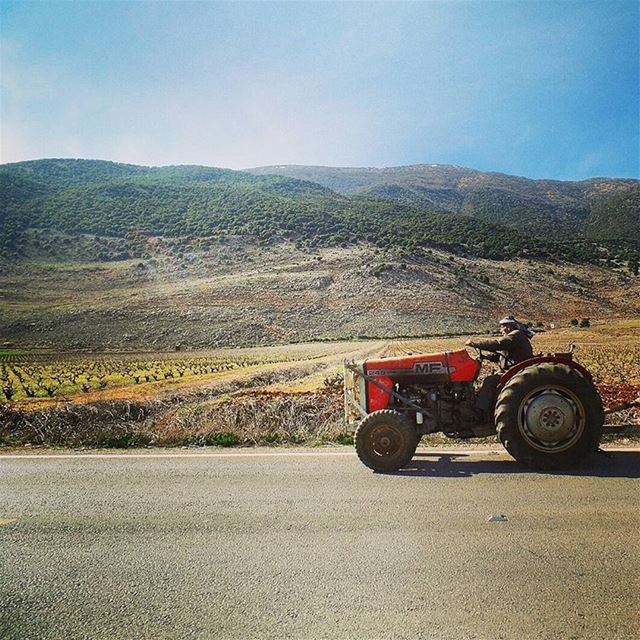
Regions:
[[367, 362, 455, 376], [414, 362, 455, 375]]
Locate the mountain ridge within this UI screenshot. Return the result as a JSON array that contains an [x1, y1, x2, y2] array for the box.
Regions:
[[1, 159, 638, 266], [249, 162, 637, 181], [247, 162, 639, 250]]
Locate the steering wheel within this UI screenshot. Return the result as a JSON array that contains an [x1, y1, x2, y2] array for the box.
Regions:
[[471, 346, 486, 360]]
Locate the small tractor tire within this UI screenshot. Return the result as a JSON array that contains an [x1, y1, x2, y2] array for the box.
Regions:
[[355, 410, 418, 472], [495, 363, 604, 470]]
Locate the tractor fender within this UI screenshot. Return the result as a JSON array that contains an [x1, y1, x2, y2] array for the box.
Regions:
[[498, 356, 593, 388]]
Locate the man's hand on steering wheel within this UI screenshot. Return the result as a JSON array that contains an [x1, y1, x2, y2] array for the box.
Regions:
[[466, 340, 485, 359]]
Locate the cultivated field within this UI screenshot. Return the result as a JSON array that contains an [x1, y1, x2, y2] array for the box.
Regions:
[[0, 341, 378, 405], [1, 321, 638, 448]]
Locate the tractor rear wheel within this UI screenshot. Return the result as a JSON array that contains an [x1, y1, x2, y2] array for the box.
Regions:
[[495, 363, 604, 470], [355, 410, 418, 472]]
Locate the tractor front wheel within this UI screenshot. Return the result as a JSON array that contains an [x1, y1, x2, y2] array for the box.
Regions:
[[355, 410, 418, 472], [495, 363, 604, 469]]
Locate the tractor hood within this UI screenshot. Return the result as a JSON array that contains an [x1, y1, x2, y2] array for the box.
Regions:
[[363, 349, 480, 383]]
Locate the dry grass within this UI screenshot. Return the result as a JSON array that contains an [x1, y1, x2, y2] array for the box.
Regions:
[[151, 389, 344, 446], [0, 388, 346, 449], [0, 400, 159, 448]]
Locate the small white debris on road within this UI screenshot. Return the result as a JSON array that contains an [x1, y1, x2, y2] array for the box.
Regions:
[[488, 514, 508, 522]]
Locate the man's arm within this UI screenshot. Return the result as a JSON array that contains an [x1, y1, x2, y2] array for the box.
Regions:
[[466, 334, 515, 353]]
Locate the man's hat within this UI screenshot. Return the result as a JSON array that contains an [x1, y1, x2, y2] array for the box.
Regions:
[[499, 315, 518, 326]]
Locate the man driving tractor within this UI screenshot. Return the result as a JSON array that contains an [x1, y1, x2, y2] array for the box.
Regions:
[[347, 314, 604, 472], [466, 315, 534, 420]]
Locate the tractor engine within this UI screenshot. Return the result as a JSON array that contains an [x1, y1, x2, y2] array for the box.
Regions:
[[344, 349, 481, 435], [396, 381, 477, 435]]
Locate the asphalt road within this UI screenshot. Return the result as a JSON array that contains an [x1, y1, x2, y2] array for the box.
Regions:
[[1, 448, 639, 640]]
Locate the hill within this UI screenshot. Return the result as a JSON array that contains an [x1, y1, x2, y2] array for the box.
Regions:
[[1, 159, 638, 264], [247, 164, 639, 243], [0, 159, 638, 351]]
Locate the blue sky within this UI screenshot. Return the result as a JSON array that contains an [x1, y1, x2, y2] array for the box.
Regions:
[[1, 0, 638, 179]]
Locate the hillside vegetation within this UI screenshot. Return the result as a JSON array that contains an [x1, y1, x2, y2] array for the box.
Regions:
[[1, 159, 638, 264], [248, 164, 638, 249]]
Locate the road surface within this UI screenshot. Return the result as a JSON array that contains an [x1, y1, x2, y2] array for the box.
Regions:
[[1, 447, 639, 640]]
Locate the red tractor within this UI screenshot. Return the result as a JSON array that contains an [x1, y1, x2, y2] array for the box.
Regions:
[[344, 345, 604, 472]]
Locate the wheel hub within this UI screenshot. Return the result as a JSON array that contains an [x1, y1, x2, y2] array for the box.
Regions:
[[371, 426, 403, 457], [522, 390, 579, 447]]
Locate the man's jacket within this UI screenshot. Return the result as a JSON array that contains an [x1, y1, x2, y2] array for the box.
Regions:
[[472, 329, 534, 370]]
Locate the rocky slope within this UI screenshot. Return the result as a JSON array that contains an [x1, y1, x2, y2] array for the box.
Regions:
[[2, 237, 638, 351]]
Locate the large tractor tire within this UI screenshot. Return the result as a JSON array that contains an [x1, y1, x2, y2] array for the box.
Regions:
[[495, 363, 604, 470], [355, 410, 419, 472]]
